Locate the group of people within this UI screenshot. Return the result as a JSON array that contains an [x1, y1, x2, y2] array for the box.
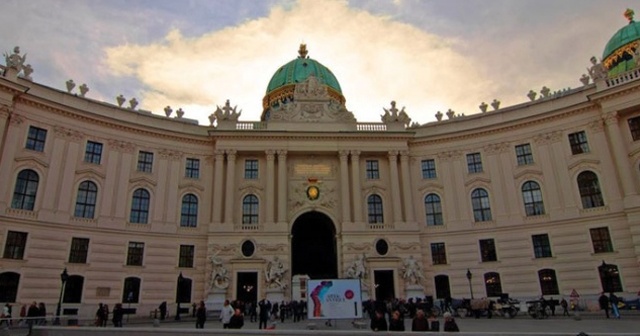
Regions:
[[0, 302, 47, 328], [217, 300, 244, 329], [95, 302, 124, 327], [369, 308, 459, 332], [599, 292, 622, 319]]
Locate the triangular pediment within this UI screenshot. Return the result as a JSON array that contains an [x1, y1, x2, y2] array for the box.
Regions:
[[14, 154, 49, 168]]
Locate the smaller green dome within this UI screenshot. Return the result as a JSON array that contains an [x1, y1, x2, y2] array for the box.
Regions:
[[603, 9, 640, 76]]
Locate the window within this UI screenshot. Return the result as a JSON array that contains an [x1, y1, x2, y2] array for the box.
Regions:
[[598, 262, 623, 293], [484, 272, 503, 297], [74, 181, 97, 218], [68, 238, 90, 264], [0, 272, 20, 302], [122, 277, 141, 303], [25, 126, 47, 152], [590, 227, 613, 253], [242, 194, 259, 224], [628, 116, 640, 141], [126, 242, 144, 266], [130, 188, 150, 224], [522, 181, 545, 216], [577, 171, 604, 208], [434, 275, 451, 299], [479, 238, 497, 262], [180, 194, 198, 227], [244, 159, 258, 179], [568, 131, 589, 155], [176, 276, 192, 304], [471, 188, 492, 222], [367, 194, 384, 224], [84, 141, 103, 164], [62, 275, 84, 303], [532, 234, 552, 258], [425, 194, 443, 226], [185, 158, 200, 179], [11, 169, 39, 210], [365, 160, 380, 179], [3, 231, 28, 260], [515, 144, 534, 165], [179, 245, 195, 268], [430, 242, 447, 265], [241, 241, 255, 257], [466, 153, 483, 173], [375, 239, 389, 256], [538, 269, 559, 295], [137, 151, 154, 173], [421, 159, 437, 179]]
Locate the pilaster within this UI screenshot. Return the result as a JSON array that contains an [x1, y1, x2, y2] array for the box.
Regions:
[[224, 149, 236, 224]]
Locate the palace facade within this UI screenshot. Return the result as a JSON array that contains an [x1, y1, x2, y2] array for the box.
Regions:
[[1, 11, 640, 318]]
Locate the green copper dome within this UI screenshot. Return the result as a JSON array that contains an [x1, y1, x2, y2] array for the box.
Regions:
[[602, 9, 640, 76], [262, 44, 345, 113]]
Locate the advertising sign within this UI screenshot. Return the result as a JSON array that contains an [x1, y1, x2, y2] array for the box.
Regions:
[[307, 279, 362, 320]]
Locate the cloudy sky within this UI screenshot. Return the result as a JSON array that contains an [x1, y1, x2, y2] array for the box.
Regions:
[[0, 0, 636, 125]]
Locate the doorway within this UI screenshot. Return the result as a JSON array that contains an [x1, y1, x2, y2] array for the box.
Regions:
[[374, 270, 395, 301], [291, 211, 337, 279], [236, 272, 258, 304]]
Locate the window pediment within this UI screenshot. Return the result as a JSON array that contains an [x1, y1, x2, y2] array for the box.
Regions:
[[129, 175, 157, 186], [513, 168, 543, 180], [464, 176, 491, 187], [568, 158, 600, 172], [14, 155, 49, 169], [178, 181, 205, 191], [75, 167, 106, 180]]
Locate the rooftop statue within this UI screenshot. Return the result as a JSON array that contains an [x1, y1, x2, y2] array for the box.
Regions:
[[587, 56, 608, 81], [633, 46, 640, 68], [381, 101, 411, 126], [214, 99, 241, 121], [4, 46, 26, 71]]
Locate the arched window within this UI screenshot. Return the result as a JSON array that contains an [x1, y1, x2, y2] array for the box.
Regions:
[[522, 181, 545, 216], [11, 169, 39, 210], [367, 194, 384, 224], [425, 193, 443, 226], [122, 277, 141, 303], [0, 272, 20, 302], [577, 171, 604, 208], [471, 188, 492, 222], [63, 275, 84, 303], [538, 269, 559, 295], [130, 189, 150, 224], [434, 274, 451, 299], [242, 195, 259, 224], [74, 181, 98, 218], [180, 194, 198, 227], [484, 272, 502, 297]]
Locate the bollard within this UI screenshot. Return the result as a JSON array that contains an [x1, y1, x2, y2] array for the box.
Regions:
[[153, 319, 160, 327]]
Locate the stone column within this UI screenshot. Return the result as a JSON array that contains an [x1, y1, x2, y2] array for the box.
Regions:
[[350, 150, 363, 222], [212, 149, 225, 223], [266, 150, 276, 224], [388, 150, 402, 223], [277, 150, 288, 223], [224, 149, 237, 224], [603, 112, 638, 197], [339, 150, 351, 223], [399, 151, 415, 222]]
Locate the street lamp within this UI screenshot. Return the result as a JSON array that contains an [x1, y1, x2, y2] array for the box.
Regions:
[[466, 269, 474, 299], [54, 268, 69, 325], [175, 272, 184, 321]]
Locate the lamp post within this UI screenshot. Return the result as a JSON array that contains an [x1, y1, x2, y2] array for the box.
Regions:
[[54, 268, 69, 325], [175, 272, 184, 321], [600, 260, 613, 293], [466, 269, 474, 299]]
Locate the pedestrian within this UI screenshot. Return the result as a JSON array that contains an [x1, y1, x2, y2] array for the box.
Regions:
[[598, 292, 610, 318], [258, 297, 271, 329], [159, 301, 167, 320], [228, 308, 244, 329], [37, 302, 46, 325], [26, 301, 39, 331], [411, 309, 429, 331], [220, 299, 234, 328], [443, 312, 459, 332], [370, 309, 388, 332], [560, 298, 569, 316], [609, 293, 620, 319], [249, 301, 257, 322], [388, 310, 404, 331], [428, 311, 440, 332], [1, 303, 11, 327], [548, 297, 556, 316], [195, 301, 206, 329], [101, 304, 109, 327], [112, 303, 123, 327]]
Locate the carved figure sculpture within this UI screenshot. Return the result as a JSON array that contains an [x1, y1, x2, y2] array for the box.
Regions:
[[633, 47, 640, 68], [265, 256, 288, 289], [402, 255, 424, 285], [4, 46, 26, 71], [209, 251, 230, 289], [346, 253, 366, 280], [587, 56, 607, 81]]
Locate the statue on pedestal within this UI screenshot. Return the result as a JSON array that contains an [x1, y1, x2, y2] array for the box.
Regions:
[[402, 255, 424, 286], [4, 46, 26, 72], [209, 251, 230, 290], [265, 256, 288, 290], [587, 56, 607, 81]]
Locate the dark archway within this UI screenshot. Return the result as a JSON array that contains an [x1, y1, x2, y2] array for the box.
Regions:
[[291, 211, 337, 279]]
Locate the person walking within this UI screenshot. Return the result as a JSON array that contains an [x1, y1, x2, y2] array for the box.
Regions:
[[195, 301, 206, 329], [111, 303, 123, 327], [598, 292, 610, 318], [609, 293, 621, 319], [220, 300, 234, 329], [228, 308, 244, 329], [443, 312, 459, 332], [548, 297, 556, 316], [258, 297, 271, 329], [560, 298, 570, 316]]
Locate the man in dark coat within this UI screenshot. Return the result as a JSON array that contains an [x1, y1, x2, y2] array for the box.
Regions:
[[195, 301, 206, 329], [370, 309, 388, 332], [258, 297, 271, 329], [598, 292, 610, 318], [228, 308, 244, 329]]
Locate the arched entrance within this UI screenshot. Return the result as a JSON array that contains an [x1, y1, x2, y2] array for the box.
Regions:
[[291, 211, 337, 279]]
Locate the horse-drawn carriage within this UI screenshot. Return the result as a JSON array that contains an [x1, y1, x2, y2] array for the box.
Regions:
[[452, 295, 520, 319]]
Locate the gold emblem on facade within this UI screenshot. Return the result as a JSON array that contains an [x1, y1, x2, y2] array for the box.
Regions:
[[306, 185, 320, 200]]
